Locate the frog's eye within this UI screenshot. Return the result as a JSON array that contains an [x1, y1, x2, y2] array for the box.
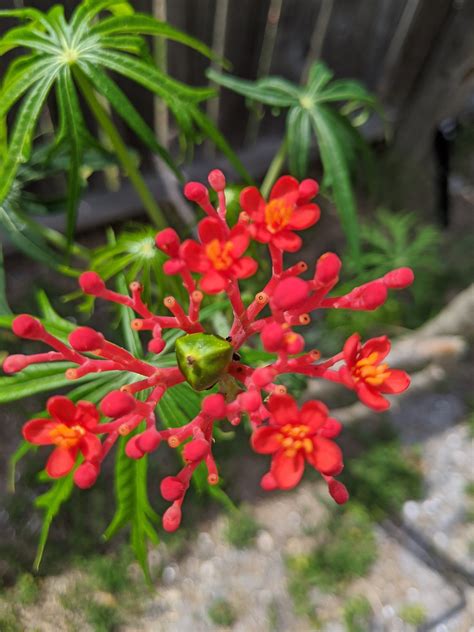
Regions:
[[175, 333, 233, 391]]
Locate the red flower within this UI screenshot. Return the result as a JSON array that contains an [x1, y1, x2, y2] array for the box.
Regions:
[[251, 394, 343, 490], [339, 334, 410, 411], [180, 217, 257, 293], [22, 396, 102, 478], [240, 176, 320, 252]]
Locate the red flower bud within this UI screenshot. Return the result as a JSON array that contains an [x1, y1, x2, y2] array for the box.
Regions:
[[160, 476, 185, 501], [12, 315, 45, 340], [383, 267, 414, 289], [163, 503, 182, 532], [183, 438, 209, 462], [100, 390, 136, 418], [125, 436, 144, 459], [79, 271, 106, 296], [184, 182, 209, 205], [137, 427, 161, 453], [358, 282, 388, 310], [148, 337, 166, 354], [314, 252, 341, 286], [69, 327, 104, 352], [201, 393, 227, 418], [272, 278, 310, 310], [261, 472, 278, 491], [285, 333, 305, 355], [253, 366, 276, 388], [74, 462, 100, 489], [298, 178, 319, 201], [238, 390, 261, 412], [328, 479, 349, 504], [163, 259, 184, 275], [2, 354, 28, 373], [155, 228, 180, 257], [261, 322, 285, 352], [208, 169, 226, 192]]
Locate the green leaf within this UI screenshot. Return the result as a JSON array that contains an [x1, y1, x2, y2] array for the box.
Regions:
[[310, 105, 361, 263], [0, 56, 54, 119], [207, 69, 297, 107], [89, 13, 225, 66], [0, 26, 59, 55], [286, 106, 311, 179], [56, 68, 83, 246], [189, 106, 252, 184], [0, 71, 58, 205], [34, 471, 76, 570], [35, 289, 75, 333], [8, 440, 36, 493], [71, 0, 133, 34], [78, 61, 181, 180], [316, 79, 378, 108], [306, 61, 334, 96], [0, 245, 11, 315]]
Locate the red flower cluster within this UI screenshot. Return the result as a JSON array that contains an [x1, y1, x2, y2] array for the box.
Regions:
[[3, 171, 413, 532]]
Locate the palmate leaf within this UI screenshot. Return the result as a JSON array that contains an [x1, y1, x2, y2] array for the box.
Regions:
[[286, 106, 311, 179], [306, 61, 334, 97], [310, 105, 361, 262], [207, 68, 298, 107], [0, 56, 54, 118]]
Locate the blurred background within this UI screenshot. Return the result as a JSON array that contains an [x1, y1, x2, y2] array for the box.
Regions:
[[0, 0, 473, 630]]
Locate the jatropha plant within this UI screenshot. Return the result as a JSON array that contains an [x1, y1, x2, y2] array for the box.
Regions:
[[3, 170, 413, 536]]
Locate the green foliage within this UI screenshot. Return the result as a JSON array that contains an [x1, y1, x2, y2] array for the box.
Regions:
[[398, 603, 427, 626], [207, 598, 237, 627], [224, 509, 260, 549], [344, 427, 423, 520], [14, 573, 40, 606], [0, 0, 249, 255], [209, 61, 380, 264], [61, 580, 123, 632], [343, 595, 373, 632], [287, 504, 377, 596]]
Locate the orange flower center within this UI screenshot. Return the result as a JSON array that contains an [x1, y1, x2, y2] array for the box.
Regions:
[[205, 239, 234, 271], [352, 352, 391, 386], [277, 423, 313, 458], [49, 423, 85, 449], [264, 199, 293, 234]]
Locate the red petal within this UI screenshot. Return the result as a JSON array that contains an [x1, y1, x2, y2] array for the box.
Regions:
[[310, 436, 343, 475], [271, 451, 305, 489], [199, 270, 228, 294], [251, 427, 281, 454], [46, 446, 78, 478], [233, 257, 258, 279], [22, 418, 56, 445], [46, 396, 76, 425], [240, 187, 265, 215], [360, 336, 390, 362], [343, 333, 360, 367], [380, 369, 410, 394], [357, 382, 389, 411], [180, 240, 208, 272], [271, 230, 302, 252], [75, 401, 99, 430], [288, 204, 320, 230], [319, 418, 342, 438], [251, 224, 271, 243], [80, 433, 102, 462], [269, 175, 299, 200], [338, 366, 355, 389], [300, 400, 328, 431], [198, 217, 225, 244], [267, 393, 299, 425], [229, 224, 250, 257]]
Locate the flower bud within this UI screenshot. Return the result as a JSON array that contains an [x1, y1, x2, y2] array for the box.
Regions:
[[261, 322, 284, 352], [69, 327, 104, 352], [272, 278, 310, 311], [314, 252, 341, 286], [238, 389, 261, 412], [252, 366, 276, 388], [328, 479, 349, 504], [201, 393, 227, 418], [79, 271, 106, 295], [160, 476, 185, 501], [12, 315, 45, 340], [163, 503, 182, 532], [208, 169, 226, 192], [184, 182, 209, 205], [284, 333, 305, 355], [137, 427, 161, 453], [163, 259, 184, 275], [148, 337, 166, 354], [2, 354, 28, 373], [183, 438, 209, 462], [356, 282, 388, 310], [100, 390, 136, 418], [383, 267, 414, 289], [155, 227, 181, 257], [260, 472, 278, 491], [74, 462, 100, 489], [298, 178, 319, 201], [125, 436, 144, 459]]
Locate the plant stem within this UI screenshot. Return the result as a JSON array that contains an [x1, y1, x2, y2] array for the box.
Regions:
[[73, 68, 166, 228], [261, 139, 287, 198]]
